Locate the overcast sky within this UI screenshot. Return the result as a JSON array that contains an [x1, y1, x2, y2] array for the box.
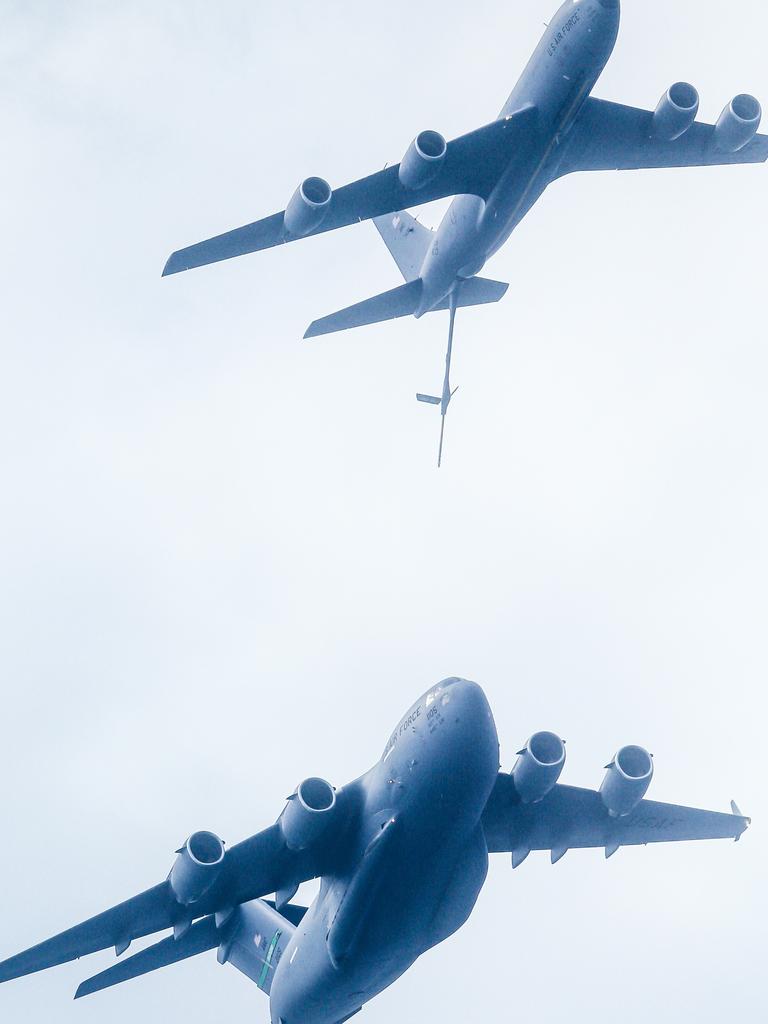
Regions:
[[1, 1, 767, 1021]]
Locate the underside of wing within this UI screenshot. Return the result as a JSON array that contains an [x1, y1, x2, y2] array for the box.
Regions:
[[0, 882, 176, 984], [0, 823, 323, 985], [74, 915, 221, 999], [74, 899, 308, 1000], [553, 95, 768, 176], [163, 106, 537, 275], [482, 775, 750, 861]]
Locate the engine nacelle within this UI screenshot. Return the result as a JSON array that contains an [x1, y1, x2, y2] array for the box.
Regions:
[[511, 731, 565, 804], [714, 94, 762, 152], [283, 176, 332, 238], [600, 745, 653, 818], [398, 130, 447, 190], [279, 776, 337, 851], [652, 82, 699, 141], [169, 830, 225, 905]]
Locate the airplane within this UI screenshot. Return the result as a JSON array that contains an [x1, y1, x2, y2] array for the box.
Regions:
[[0, 678, 749, 1022], [162, 0, 767, 465]]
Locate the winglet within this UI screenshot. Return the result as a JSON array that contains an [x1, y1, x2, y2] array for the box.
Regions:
[[730, 800, 751, 841]]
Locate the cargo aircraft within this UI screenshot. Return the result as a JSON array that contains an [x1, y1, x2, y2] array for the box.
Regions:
[[163, 0, 767, 465], [0, 679, 749, 1021]]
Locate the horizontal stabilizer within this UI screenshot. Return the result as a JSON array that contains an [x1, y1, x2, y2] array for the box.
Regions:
[[304, 274, 508, 340], [75, 916, 220, 999], [432, 276, 509, 310], [416, 394, 441, 405], [304, 279, 422, 338]]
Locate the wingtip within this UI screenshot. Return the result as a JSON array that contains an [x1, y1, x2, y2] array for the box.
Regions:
[[731, 799, 751, 825], [161, 254, 181, 277], [729, 800, 751, 842], [75, 976, 105, 1000], [303, 323, 321, 340]]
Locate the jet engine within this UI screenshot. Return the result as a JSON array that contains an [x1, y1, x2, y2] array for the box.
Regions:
[[169, 830, 225, 905], [510, 731, 565, 803], [714, 94, 762, 152], [600, 745, 653, 818], [279, 776, 338, 851], [398, 130, 447, 190], [652, 82, 699, 141], [283, 176, 332, 237]]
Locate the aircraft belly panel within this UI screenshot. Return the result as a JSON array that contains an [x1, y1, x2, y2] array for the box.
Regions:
[[330, 683, 498, 960], [270, 681, 499, 1024], [274, 828, 488, 1024], [424, 825, 489, 951]]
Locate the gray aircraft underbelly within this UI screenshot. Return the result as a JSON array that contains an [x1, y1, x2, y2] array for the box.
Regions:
[[418, 2, 620, 313], [269, 681, 499, 1024]]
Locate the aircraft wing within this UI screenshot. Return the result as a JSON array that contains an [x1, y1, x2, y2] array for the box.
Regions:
[[482, 775, 750, 861], [74, 915, 222, 999], [0, 823, 320, 985], [162, 107, 536, 275], [553, 96, 768, 176]]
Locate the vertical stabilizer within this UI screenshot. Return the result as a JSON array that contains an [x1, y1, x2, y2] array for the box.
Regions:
[[373, 211, 432, 281]]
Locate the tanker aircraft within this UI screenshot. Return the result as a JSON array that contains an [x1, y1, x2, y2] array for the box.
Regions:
[[0, 679, 749, 1021], [162, 0, 767, 465]]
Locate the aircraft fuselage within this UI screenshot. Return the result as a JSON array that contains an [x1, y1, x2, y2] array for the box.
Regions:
[[270, 14, 622, 1001], [268, 679, 499, 1024], [418, 0, 621, 314]]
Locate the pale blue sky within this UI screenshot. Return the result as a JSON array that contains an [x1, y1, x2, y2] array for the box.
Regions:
[[1, 1, 767, 1021]]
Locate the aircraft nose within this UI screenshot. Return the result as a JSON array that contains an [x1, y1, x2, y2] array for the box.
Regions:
[[444, 680, 499, 789], [437, 678, 497, 743], [444, 676, 487, 703], [434, 676, 489, 706]]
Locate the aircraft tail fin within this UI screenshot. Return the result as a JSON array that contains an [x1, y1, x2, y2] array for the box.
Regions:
[[373, 211, 433, 281], [304, 279, 422, 338]]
